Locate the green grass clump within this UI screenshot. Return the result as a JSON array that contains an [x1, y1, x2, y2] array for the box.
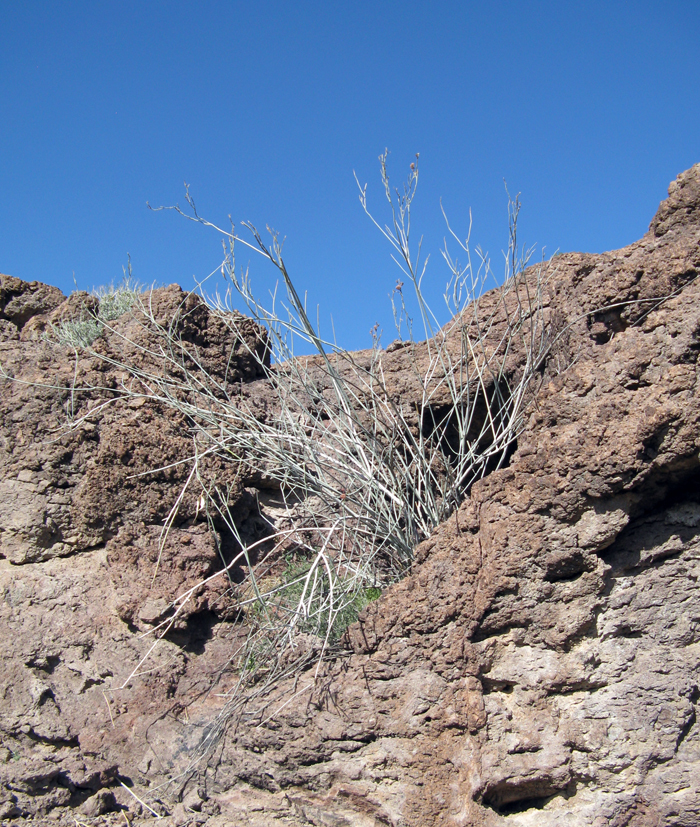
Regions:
[[50, 315, 104, 349], [261, 558, 383, 645], [49, 278, 141, 348]]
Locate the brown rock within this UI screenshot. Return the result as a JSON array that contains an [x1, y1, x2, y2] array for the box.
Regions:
[[1, 165, 700, 825], [0, 274, 64, 331]]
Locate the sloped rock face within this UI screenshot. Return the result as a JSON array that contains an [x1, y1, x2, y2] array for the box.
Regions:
[[0, 164, 699, 826], [0, 284, 270, 822], [201, 166, 700, 827]]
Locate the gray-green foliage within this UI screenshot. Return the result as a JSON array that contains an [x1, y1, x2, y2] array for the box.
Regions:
[[49, 278, 141, 348], [95, 281, 141, 321], [272, 557, 382, 643], [49, 315, 104, 349]]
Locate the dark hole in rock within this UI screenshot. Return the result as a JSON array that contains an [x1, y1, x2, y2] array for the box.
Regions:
[[420, 379, 520, 488], [481, 678, 515, 695], [482, 779, 576, 815], [166, 609, 218, 655], [587, 308, 628, 343], [497, 795, 553, 815]]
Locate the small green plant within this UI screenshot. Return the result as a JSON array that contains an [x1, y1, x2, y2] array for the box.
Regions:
[[49, 314, 104, 349], [270, 558, 382, 643], [94, 277, 142, 321], [48, 274, 142, 348]]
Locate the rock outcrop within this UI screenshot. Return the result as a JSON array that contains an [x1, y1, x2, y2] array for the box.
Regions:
[[1, 164, 699, 826]]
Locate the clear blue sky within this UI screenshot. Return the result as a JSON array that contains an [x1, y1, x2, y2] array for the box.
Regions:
[[2, 1, 699, 350]]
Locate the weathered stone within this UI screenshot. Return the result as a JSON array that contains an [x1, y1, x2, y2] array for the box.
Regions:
[[1, 166, 699, 825]]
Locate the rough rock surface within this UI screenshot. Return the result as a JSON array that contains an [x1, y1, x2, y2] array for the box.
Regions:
[[1, 164, 700, 825]]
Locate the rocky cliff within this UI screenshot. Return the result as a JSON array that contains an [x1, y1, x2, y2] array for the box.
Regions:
[[1, 164, 699, 826]]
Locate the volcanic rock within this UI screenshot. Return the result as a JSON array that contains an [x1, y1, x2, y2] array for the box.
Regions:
[[1, 164, 699, 825]]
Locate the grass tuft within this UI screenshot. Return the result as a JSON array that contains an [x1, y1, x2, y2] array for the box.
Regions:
[[48, 274, 142, 347]]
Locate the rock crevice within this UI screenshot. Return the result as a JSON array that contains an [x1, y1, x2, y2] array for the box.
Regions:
[[1, 165, 700, 825]]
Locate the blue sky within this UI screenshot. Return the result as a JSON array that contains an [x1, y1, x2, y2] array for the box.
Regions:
[[2, 1, 699, 350]]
